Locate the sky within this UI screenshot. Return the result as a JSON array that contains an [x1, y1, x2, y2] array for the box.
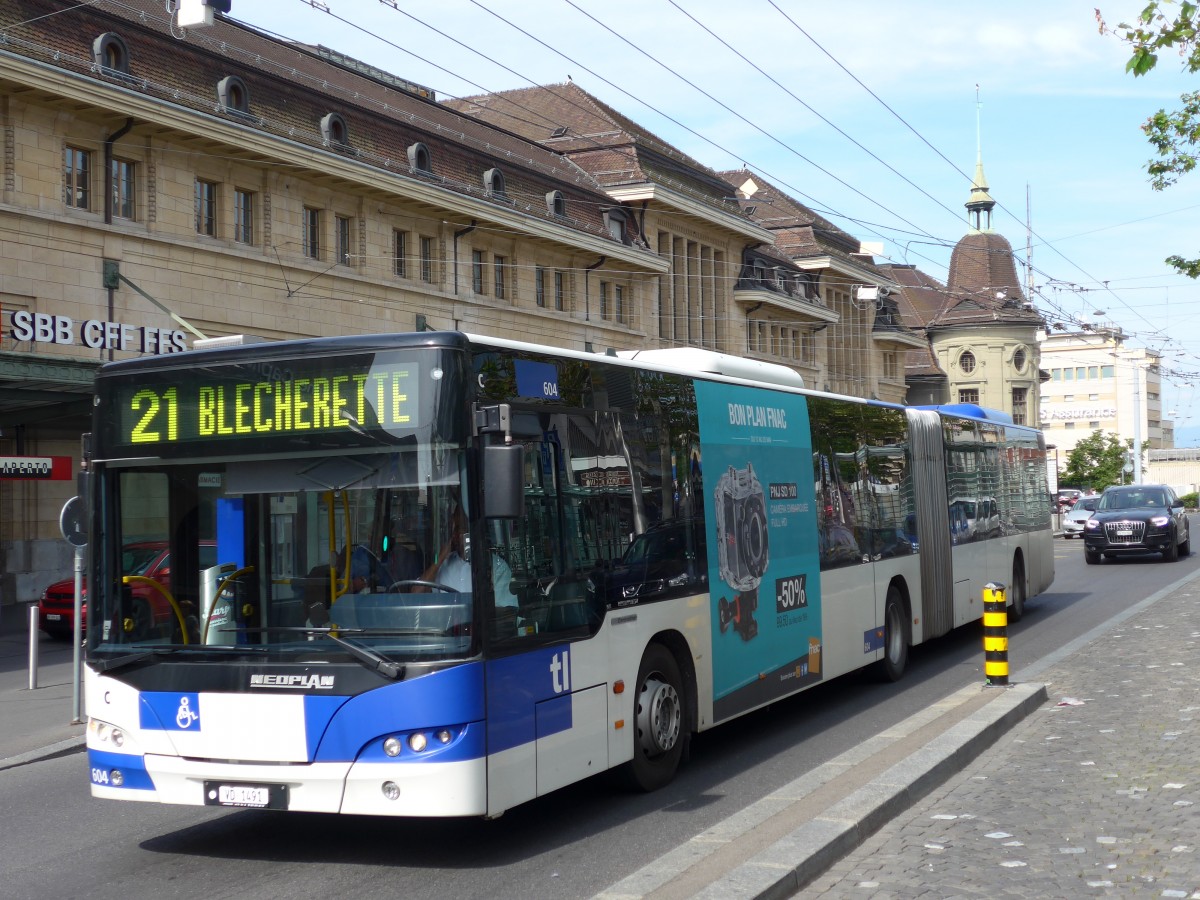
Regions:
[[223, 0, 1200, 441]]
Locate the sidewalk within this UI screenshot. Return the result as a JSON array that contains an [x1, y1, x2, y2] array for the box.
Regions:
[[0, 603, 86, 770], [806, 572, 1200, 898]]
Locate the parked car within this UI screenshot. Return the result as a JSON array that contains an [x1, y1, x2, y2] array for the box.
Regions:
[[38, 541, 216, 640], [1062, 496, 1099, 538], [1056, 488, 1083, 514], [1082, 484, 1191, 564]]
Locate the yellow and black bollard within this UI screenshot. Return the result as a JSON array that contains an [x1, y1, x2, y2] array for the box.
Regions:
[[983, 582, 1008, 686]]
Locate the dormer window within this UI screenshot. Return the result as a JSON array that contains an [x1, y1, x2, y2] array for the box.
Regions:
[[603, 208, 629, 242], [483, 167, 507, 199], [546, 190, 566, 217], [92, 33, 130, 77], [217, 76, 250, 115], [959, 351, 977, 374], [407, 142, 432, 175], [753, 261, 768, 284], [320, 112, 349, 147]]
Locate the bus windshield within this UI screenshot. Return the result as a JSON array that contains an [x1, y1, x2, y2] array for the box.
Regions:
[[89, 448, 474, 663], [87, 343, 477, 665]]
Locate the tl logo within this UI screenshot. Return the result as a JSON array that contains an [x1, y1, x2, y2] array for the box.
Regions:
[[550, 648, 571, 694]]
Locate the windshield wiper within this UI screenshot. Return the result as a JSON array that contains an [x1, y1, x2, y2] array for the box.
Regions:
[[243, 627, 404, 680], [90, 647, 180, 673]]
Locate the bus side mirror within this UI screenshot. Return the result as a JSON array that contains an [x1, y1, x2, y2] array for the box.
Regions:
[[483, 444, 524, 519], [76, 470, 91, 521]]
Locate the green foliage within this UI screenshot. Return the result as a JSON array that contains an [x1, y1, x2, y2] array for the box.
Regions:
[[1060, 430, 1131, 490], [1179, 491, 1199, 508], [1100, 2, 1200, 274]]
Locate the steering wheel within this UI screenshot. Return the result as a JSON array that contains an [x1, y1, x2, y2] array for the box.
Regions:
[[387, 579, 456, 593]]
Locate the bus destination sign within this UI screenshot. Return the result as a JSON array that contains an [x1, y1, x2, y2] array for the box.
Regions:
[[114, 361, 421, 448]]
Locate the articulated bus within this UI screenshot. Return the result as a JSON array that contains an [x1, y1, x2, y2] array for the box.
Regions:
[[83, 332, 1053, 817]]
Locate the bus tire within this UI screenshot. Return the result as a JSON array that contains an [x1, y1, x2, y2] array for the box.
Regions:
[[626, 643, 686, 792], [1009, 558, 1026, 622], [877, 585, 909, 683]]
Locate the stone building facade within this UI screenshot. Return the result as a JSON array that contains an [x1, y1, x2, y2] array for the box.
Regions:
[[0, 0, 668, 605], [1040, 330, 1172, 469]]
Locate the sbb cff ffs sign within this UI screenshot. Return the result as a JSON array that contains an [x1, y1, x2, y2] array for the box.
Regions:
[[8, 311, 187, 354]]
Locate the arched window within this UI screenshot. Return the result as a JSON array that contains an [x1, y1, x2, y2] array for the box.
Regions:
[[546, 190, 566, 217], [217, 76, 250, 114], [483, 167, 507, 199], [407, 142, 432, 174], [320, 112, 348, 146], [959, 350, 977, 374], [92, 33, 130, 76]]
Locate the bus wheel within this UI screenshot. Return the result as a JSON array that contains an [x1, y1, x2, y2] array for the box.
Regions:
[[1009, 559, 1026, 622], [627, 643, 685, 792], [878, 585, 909, 683]]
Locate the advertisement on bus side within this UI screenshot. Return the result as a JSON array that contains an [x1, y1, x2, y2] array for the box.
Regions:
[[694, 381, 822, 721]]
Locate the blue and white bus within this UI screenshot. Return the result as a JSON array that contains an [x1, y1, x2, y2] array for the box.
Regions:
[[83, 332, 1053, 816]]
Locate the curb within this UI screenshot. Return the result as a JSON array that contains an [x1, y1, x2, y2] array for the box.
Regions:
[[0, 735, 87, 772], [596, 681, 1046, 900]]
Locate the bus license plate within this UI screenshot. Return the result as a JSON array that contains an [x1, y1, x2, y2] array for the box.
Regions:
[[204, 782, 288, 809]]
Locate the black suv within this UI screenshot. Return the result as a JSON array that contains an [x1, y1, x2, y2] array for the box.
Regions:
[[1083, 484, 1191, 564]]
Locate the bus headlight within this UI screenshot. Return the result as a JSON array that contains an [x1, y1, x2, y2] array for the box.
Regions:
[[408, 732, 428, 753], [88, 718, 125, 748], [383, 737, 402, 757]]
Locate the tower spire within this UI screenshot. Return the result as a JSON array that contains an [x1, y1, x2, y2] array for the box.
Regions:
[[966, 85, 995, 232]]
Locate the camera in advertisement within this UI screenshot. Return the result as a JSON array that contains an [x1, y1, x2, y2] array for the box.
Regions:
[[715, 462, 768, 641]]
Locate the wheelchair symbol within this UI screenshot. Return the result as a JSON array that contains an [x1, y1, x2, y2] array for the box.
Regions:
[[175, 696, 199, 729]]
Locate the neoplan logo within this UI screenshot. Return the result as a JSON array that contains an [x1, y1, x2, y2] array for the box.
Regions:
[[250, 673, 336, 690]]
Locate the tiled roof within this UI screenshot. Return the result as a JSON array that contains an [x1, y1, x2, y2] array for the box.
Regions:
[[720, 168, 889, 276], [879, 263, 951, 329], [446, 82, 741, 211], [883, 238, 1044, 331], [947, 231, 1025, 302], [1, 0, 628, 242], [905, 346, 945, 378]]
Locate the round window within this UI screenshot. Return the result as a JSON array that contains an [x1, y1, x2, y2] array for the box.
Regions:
[[1013, 348, 1027, 372], [960, 351, 976, 374]]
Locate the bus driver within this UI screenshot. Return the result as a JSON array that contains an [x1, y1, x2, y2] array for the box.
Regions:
[[419, 506, 518, 609]]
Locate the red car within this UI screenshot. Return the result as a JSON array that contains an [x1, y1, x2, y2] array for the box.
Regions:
[[38, 542, 216, 640]]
